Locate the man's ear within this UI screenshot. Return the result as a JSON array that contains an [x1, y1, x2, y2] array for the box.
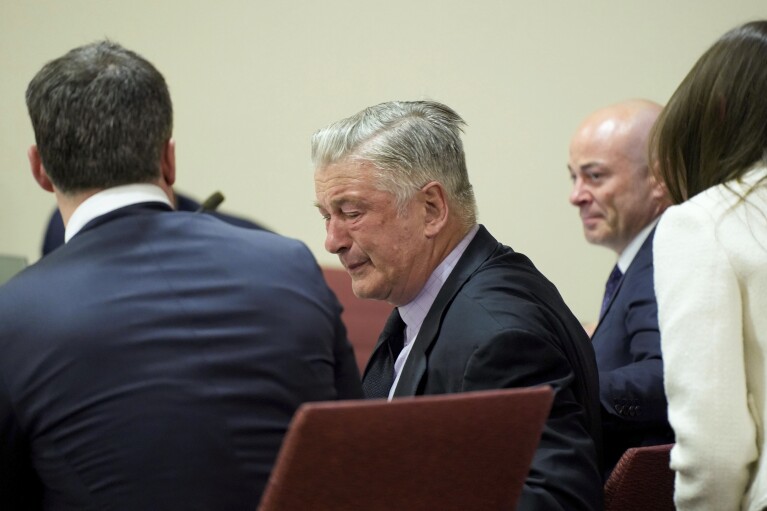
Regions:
[[160, 139, 176, 187], [649, 172, 670, 202], [28, 145, 54, 193], [421, 181, 449, 238]]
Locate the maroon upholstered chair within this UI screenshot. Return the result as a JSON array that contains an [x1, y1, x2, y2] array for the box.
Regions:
[[604, 443, 675, 511], [257, 386, 554, 511], [321, 266, 392, 372]]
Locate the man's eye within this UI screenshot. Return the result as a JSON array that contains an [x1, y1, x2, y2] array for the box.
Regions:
[[343, 211, 360, 219], [586, 172, 603, 180]]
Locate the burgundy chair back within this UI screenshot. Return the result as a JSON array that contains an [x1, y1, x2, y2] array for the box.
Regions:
[[258, 386, 554, 511], [604, 443, 675, 511]]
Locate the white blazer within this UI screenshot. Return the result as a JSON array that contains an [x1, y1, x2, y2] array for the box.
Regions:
[[655, 166, 767, 511]]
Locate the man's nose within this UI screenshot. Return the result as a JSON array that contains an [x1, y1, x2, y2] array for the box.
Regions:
[[569, 179, 590, 206], [324, 217, 350, 254]]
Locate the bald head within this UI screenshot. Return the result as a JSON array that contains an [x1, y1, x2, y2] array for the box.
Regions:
[[572, 99, 661, 171], [568, 99, 669, 254]]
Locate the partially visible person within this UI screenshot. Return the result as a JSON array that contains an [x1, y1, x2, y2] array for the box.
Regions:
[[651, 20, 767, 511], [41, 191, 269, 256], [0, 40, 361, 510], [568, 99, 674, 476], [313, 100, 603, 510]]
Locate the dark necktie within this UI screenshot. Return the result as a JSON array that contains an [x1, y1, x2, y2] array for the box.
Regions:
[[599, 265, 623, 320], [362, 309, 406, 399]]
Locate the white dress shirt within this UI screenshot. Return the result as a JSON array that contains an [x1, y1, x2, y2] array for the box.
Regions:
[[616, 217, 660, 273], [64, 184, 173, 243]]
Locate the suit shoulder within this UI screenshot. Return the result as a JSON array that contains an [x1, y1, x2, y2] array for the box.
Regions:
[[450, 252, 577, 336], [467, 248, 566, 309]]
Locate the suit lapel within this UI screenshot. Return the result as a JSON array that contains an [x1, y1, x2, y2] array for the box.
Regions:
[[393, 225, 499, 396], [592, 228, 655, 337]]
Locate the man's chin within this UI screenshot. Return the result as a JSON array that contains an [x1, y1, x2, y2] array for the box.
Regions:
[[583, 226, 606, 245], [351, 286, 376, 301], [350, 279, 385, 302], [585, 232, 617, 250]]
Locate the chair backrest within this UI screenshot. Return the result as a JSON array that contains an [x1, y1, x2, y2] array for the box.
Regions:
[[604, 443, 675, 511], [322, 266, 391, 372], [257, 386, 554, 511]]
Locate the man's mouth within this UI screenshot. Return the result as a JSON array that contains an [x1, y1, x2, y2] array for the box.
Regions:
[[344, 259, 369, 273], [581, 213, 602, 226]]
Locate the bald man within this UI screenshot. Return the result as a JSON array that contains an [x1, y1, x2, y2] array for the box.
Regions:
[[568, 99, 674, 476]]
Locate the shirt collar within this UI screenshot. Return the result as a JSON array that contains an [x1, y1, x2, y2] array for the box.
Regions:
[[398, 224, 480, 343], [616, 217, 659, 273], [65, 184, 173, 243]]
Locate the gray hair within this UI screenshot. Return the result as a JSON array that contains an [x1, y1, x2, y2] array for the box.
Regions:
[[311, 100, 477, 226]]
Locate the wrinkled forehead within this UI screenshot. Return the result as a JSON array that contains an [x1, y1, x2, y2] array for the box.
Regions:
[[570, 125, 647, 170], [314, 160, 383, 202], [315, 157, 378, 183]]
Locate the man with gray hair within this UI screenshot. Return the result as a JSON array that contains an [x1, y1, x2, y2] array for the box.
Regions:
[[313, 100, 603, 510]]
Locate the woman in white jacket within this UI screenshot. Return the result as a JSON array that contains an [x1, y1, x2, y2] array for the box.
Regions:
[[651, 20, 767, 511]]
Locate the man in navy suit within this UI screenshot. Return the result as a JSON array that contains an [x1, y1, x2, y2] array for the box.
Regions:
[[0, 41, 362, 510], [313, 101, 603, 510], [568, 99, 674, 476]]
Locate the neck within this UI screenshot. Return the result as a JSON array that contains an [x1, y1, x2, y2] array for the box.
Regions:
[[55, 189, 100, 227], [54, 177, 172, 227], [441, 221, 474, 255], [427, 220, 474, 274]]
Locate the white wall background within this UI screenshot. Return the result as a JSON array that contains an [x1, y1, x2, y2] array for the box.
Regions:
[[1, 1, 765, 321]]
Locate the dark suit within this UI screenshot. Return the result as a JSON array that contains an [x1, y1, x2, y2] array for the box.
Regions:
[[0, 202, 362, 510], [591, 229, 674, 475], [367, 226, 603, 511], [41, 192, 268, 256]]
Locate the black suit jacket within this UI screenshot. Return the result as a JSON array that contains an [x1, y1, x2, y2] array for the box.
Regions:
[[366, 226, 603, 511], [0, 202, 362, 510], [591, 229, 674, 474]]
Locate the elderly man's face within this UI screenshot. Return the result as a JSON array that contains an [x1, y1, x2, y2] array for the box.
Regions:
[[314, 160, 431, 306], [567, 118, 661, 254]]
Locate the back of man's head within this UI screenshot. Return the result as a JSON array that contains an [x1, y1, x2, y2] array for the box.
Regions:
[[26, 40, 173, 194]]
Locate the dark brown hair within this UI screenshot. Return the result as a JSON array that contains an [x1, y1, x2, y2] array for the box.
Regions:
[[651, 20, 767, 204], [26, 40, 172, 194]]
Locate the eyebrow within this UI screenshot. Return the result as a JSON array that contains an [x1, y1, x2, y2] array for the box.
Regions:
[[313, 196, 365, 211], [569, 162, 605, 173]]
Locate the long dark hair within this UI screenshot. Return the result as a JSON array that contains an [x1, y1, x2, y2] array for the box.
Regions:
[[651, 20, 767, 204]]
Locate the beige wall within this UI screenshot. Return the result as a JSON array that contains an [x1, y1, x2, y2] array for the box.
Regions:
[[1, 1, 765, 321]]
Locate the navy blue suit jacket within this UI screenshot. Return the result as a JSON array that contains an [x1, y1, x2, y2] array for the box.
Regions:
[[0, 203, 362, 510], [591, 229, 674, 474], [41, 192, 268, 256], [367, 226, 603, 511]]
